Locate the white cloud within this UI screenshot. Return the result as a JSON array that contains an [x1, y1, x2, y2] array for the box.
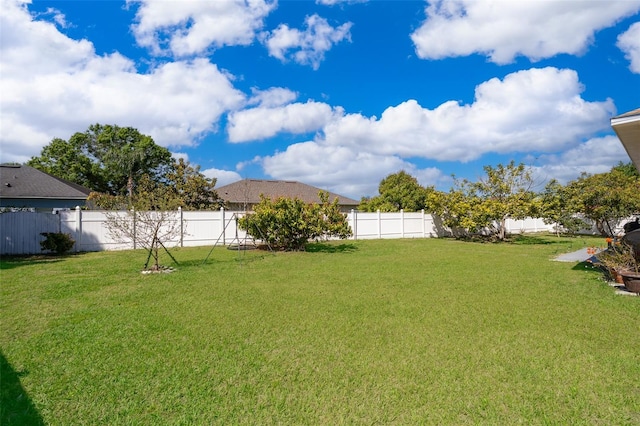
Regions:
[[321, 67, 614, 161], [227, 101, 340, 142], [411, 0, 640, 64], [316, 0, 368, 5], [261, 14, 352, 69], [617, 21, 640, 73], [0, 0, 245, 163], [532, 135, 631, 184], [130, 0, 276, 57], [247, 87, 298, 107], [201, 168, 243, 188], [256, 67, 615, 197], [261, 142, 447, 198]]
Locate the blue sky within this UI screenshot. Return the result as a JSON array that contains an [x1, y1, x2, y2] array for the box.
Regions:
[[1, 0, 639, 199]]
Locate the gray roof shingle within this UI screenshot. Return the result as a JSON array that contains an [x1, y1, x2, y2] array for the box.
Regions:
[[217, 179, 358, 207], [0, 164, 91, 200]]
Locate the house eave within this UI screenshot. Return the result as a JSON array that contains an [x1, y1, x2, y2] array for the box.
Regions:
[[611, 108, 640, 172]]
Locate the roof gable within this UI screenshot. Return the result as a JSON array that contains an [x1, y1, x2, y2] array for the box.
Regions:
[[217, 179, 358, 207], [0, 164, 91, 200]]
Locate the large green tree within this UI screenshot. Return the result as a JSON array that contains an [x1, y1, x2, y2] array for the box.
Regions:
[[359, 171, 432, 212], [166, 158, 222, 211], [433, 161, 537, 240], [27, 137, 107, 191], [563, 167, 640, 237], [88, 158, 221, 211], [28, 124, 173, 197], [538, 179, 588, 236]]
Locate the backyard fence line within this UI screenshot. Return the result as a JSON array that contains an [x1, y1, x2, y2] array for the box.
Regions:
[[2, 207, 560, 255]]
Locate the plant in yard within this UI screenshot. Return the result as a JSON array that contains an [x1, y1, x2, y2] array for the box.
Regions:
[[538, 179, 589, 236], [431, 161, 537, 240], [563, 166, 640, 237], [358, 170, 432, 212], [39, 232, 75, 254], [101, 174, 182, 271], [596, 240, 640, 291], [238, 191, 352, 251]]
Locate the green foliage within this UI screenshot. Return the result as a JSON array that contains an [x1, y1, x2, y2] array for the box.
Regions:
[[433, 161, 537, 240], [611, 161, 640, 178], [538, 179, 588, 235], [166, 158, 221, 210], [88, 159, 220, 212], [27, 137, 106, 191], [39, 232, 75, 254], [563, 167, 640, 237], [28, 124, 173, 196], [238, 191, 352, 251], [597, 240, 639, 274], [359, 171, 432, 212]]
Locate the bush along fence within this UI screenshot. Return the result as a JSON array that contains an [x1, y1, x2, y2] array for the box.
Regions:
[[1, 207, 557, 255]]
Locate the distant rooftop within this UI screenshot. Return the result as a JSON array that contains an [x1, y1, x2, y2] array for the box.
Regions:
[[217, 179, 359, 207], [0, 164, 91, 200]]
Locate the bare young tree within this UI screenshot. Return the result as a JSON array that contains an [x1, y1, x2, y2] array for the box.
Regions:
[[95, 174, 183, 271]]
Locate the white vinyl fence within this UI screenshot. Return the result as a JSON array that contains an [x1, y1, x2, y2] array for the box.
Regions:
[[1, 207, 555, 255]]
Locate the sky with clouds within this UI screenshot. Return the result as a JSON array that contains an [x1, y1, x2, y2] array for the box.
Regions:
[[1, 0, 639, 199]]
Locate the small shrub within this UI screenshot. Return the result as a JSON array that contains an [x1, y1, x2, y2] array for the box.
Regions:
[[238, 191, 352, 251], [40, 232, 75, 254]]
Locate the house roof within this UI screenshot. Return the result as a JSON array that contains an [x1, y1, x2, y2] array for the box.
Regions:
[[611, 108, 640, 173], [0, 164, 91, 200], [217, 179, 359, 207]]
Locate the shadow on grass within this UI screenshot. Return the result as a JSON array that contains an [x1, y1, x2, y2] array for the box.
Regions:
[[0, 350, 44, 426], [305, 242, 359, 253], [510, 234, 569, 245], [0, 255, 64, 270], [572, 261, 606, 276]]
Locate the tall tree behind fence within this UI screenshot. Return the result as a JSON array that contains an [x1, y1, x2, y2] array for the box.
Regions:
[[1, 208, 555, 255]]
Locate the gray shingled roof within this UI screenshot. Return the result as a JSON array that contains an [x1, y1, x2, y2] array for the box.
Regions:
[[0, 164, 91, 200], [217, 179, 359, 206]]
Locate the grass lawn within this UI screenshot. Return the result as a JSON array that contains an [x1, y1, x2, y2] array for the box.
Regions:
[[1, 235, 639, 424]]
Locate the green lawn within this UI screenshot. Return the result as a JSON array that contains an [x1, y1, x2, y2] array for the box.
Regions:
[[2, 236, 639, 424]]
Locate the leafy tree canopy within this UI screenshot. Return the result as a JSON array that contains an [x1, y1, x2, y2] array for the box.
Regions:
[[611, 161, 640, 178], [563, 166, 640, 236], [87, 158, 222, 211], [433, 161, 537, 240], [359, 171, 433, 212], [28, 124, 173, 197], [538, 179, 588, 235], [166, 158, 221, 211]]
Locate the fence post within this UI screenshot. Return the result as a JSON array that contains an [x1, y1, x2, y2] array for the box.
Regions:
[[179, 207, 184, 247], [220, 207, 225, 245], [377, 210, 381, 239], [351, 209, 357, 240], [421, 209, 425, 238], [75, 206, 82, 252], [131, 208, 136, 250], [400, 209, 404, 238]]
